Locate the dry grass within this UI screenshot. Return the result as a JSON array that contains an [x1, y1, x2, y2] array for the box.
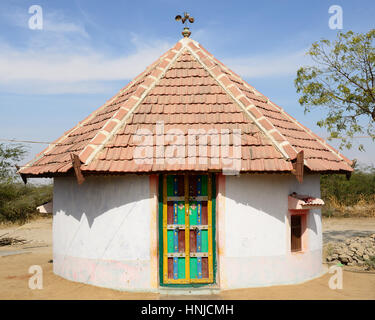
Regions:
[[324, 194, 375, 218]]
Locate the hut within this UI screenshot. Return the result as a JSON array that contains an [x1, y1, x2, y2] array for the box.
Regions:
[[36, 201, 53, 214], [18, 25, 353, 292]]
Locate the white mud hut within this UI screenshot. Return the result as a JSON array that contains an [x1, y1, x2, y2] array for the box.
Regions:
[[19, 29, 353, 292]]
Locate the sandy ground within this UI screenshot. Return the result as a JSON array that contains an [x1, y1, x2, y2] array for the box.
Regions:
[[323, 217, 375, 242], [0, 217, 374, 300]]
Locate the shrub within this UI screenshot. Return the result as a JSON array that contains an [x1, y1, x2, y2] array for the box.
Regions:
[[321, 165, 375, 217], [365, 256, 375, 270], [0, 183, 53, 224]]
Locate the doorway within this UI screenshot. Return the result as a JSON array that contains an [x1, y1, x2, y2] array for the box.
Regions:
[[159, 173, 215, 285]]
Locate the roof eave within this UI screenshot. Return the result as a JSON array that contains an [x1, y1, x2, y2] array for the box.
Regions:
[[18, 165, 353, 179]]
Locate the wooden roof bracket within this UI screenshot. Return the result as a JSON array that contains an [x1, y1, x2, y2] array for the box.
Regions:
[[15, 165, 27, 184], [346, 159, 356, 180], [346, 171, 352, 180], [70, 153, 85, 185], [292, 150, 304, 183]]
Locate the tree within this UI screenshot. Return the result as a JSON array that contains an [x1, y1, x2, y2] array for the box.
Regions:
[[0, 144, 54, 224], [295, 29, 375, 150], [0, 143, 27, 182]]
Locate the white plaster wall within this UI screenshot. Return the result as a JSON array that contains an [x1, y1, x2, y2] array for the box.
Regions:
[[53, 175, 153, 291], [220, 174, 322, 288]]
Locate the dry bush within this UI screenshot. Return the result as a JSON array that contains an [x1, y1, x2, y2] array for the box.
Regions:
[[324, 194, 375, 217]]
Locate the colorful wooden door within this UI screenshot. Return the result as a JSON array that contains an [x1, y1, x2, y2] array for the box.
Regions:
[[162, 174, 214, 284]]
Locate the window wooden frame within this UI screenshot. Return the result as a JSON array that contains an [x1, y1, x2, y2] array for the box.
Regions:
[[289, 211, 308, 253]]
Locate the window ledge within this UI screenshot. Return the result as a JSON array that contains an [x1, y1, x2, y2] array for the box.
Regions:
[[288, 194, 324, 210], [291, 250, 306, 255]]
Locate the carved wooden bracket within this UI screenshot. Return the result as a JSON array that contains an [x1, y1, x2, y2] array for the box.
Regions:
[[292, 150, 304, 183], [15, 165, 27, 184], [346, 158, 356, 180], [70, 153, 85, 185]]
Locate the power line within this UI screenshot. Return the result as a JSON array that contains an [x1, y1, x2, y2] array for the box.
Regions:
[[0, 138, 51, 144], [0, 136, 374, 146]]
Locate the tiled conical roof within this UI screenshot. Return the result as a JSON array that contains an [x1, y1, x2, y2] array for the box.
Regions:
[[19, 38, 353, 177]]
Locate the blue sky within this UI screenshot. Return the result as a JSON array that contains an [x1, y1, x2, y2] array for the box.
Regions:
[[0, 0, 374, 171]]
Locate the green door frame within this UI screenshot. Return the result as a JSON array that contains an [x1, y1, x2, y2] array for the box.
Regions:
[[158, 173, 217, 287]]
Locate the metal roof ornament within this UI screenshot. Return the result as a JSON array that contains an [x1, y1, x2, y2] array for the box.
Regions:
[[175, 12, 194, 38]]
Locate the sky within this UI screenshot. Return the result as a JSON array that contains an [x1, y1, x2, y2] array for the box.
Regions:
[[0, 0, 374, 179]]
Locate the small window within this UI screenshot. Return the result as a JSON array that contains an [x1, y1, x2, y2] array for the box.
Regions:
[[291, 215, 302, 252]]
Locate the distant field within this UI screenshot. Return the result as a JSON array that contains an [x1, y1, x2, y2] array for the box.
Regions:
[[321, 167, 375, 218], [322, 194, 375, 218]]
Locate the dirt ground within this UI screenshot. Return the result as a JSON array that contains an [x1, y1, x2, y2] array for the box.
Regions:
[[0, 217, 374, 300], [323, 217, 375, 242]]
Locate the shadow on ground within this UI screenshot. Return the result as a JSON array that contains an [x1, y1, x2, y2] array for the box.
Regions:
[[323, 230, 374, 243]]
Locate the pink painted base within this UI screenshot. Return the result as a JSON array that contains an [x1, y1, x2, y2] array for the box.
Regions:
[[221, 249, 323, 288], [53, 254, 152, 291]]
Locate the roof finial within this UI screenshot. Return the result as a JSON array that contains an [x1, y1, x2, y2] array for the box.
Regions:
[[175, 12, 194, 38]]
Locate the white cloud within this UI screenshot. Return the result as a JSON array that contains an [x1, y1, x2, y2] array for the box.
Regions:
[[44, 20, 89, 38], [0, 41, 311, 94], [0, 6, 311, 95], [0, 39, 172, 94], [0, 5, 178, 94], [223, 49, 310, 78], [0, 42, 171, 82], [3, 6, 89, 37]]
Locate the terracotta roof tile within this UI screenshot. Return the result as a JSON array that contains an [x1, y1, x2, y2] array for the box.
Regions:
[[20, 38, 353, 177]]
